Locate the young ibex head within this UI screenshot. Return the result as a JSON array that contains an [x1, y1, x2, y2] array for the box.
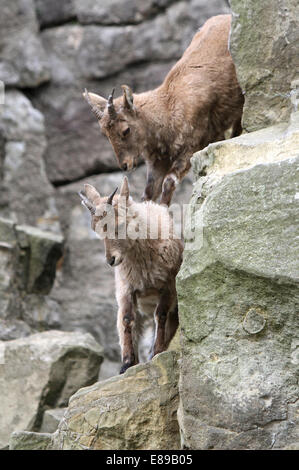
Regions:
[[79, 176, 177, 268], [79, 177, 136, 267], [83, 86, 146, 172]]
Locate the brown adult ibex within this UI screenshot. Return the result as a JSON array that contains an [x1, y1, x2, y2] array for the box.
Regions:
[[83, 14, 244, 206], [79, 177, 183, 374]]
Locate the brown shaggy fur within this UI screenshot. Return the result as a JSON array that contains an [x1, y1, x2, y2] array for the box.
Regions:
[[84, 14, 244, 205]]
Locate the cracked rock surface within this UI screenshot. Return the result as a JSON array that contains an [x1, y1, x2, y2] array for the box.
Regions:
[[0, 0, 226, 370], [230, 0, 299, 132], [0, 330, 103, 449], [52, 351, 180, 450], [177, 114, 299, 450]]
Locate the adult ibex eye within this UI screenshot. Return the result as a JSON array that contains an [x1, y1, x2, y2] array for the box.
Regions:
[[122, 127, 130, 137]]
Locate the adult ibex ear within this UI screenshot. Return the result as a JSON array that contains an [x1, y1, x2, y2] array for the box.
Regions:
[[83, 89, 107, 120], [119, 176, 130, 202], [84, 184, 102, 206], [121, 85, 134, 111]]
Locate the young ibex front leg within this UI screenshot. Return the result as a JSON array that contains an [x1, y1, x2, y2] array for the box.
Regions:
[[117, 294, 139, 374]]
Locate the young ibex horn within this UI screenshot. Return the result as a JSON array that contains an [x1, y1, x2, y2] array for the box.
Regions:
[[107, 187, 118, 205], [107, 88, 117, 120]]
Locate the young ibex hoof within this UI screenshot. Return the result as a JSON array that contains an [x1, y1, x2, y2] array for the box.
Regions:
[[119, 361, 134, 374]]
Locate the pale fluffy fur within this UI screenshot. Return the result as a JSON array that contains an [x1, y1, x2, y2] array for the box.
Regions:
[[80, 178, 183, 373]]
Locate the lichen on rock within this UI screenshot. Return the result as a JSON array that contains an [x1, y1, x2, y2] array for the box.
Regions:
[[229, 0, 299, 132], [0, 330, 104, 449], [177, 113, 299, 450], [52, 351, 180, 450]]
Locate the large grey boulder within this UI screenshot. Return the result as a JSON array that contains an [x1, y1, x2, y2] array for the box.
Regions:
[[0, 90, 60, 234], [0, 0, 50, 87], [35, 0, 229, 28], [38, 2, 209, 85], [0, 217, 63, 340], [0, 330, 104, 449], [34, 0, 76, 28], [16, 224, 64, 295], [230, 0, 299, 132], [53, 351, 180, 450], [33, 0, 177, 28], [48, 1, 229, 82], [74, 0, 177, 25], [177, 113, 299, 449], [9, 431, 54, 451]]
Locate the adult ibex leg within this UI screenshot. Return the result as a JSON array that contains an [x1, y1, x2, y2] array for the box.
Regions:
[[160, 156, 191, 206], [142, 159, 171, 202]]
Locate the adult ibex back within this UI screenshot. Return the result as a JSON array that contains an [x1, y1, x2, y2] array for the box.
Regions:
[[84, 14, 244, 206]]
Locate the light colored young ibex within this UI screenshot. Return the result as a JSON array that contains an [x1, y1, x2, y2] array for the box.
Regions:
[[83, 14, 244, 206], [79, 177, 183, 374]]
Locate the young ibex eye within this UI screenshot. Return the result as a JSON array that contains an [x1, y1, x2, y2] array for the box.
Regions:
[[122, 127, 130, 138]]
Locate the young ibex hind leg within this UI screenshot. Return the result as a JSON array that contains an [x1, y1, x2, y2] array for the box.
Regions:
[[231, 116, 243, 138], [164, 303, 179, 350], [117, 297, 141, 374], [149, 303, 179, 360], [149, 289, 177, 359]]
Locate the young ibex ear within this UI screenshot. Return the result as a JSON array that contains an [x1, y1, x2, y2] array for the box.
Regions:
[[119, 176, 130, 202], [83, 89, 107, 120], [121, 85, 134, 111], [84, 184, 102, 206], [78, 190, 96, 215]]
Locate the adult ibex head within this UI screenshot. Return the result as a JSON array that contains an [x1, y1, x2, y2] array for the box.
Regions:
[[83, 85, 144, 172]]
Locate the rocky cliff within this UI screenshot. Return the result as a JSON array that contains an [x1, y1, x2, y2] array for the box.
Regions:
[[0, 0, 228, 374], [0, 0, 230, 448], [1, 0, 298, 451], [178, 113, 299, 450], [177, 0, 299, 449], [229, 0, 298, 132]]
